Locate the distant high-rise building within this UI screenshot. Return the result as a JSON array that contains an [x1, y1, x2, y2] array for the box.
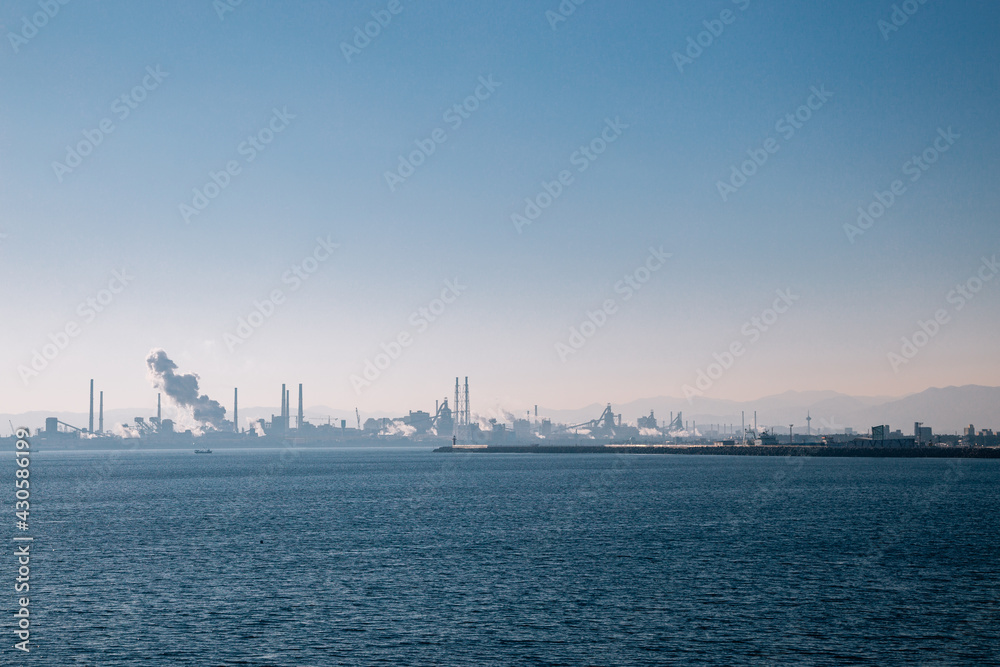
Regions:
[[914, 422, 932, 444]]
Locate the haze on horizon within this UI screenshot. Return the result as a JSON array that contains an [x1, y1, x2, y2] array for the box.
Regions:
[[2, 0, 999, 417]]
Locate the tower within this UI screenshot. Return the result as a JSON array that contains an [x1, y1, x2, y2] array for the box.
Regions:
[[89, 379, 94, 433], [281, 383, 286, 431], [298, 383, 303, 430], [453, 377, 471, 443], [99, 391, 104, 434], [464, 377, 470, 434], [806, 411, 812, 436]]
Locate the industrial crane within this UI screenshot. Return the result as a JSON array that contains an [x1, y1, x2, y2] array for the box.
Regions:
[[555, 404, 621, 434]]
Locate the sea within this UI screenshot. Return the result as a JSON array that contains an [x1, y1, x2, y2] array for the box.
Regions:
[[3, 447, 999, 666]]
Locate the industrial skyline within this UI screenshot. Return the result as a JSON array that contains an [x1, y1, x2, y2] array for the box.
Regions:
[[16, 364, 1000, 443]]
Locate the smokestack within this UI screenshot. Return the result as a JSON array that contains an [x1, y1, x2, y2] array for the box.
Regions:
[[158, 393, 161, 421], [89, 379, 94, 433], [99, 391, 104, 434], [298, 383, 303, 430], [234, 388, 238, 433], [281, 384, 286, 430]]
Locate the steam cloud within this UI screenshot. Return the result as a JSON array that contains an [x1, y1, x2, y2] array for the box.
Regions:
[[146, 349, 226, 427]]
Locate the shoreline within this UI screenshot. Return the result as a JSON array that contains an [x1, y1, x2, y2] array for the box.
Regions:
[[434, 444, 1000, 458]]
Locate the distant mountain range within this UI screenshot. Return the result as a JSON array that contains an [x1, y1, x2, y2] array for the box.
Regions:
[[3, 385, 997, 437], [538, 385, 999, 435]]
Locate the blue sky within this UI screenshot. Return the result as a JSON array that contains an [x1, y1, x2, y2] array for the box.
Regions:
[[2, 0, 999, 419]]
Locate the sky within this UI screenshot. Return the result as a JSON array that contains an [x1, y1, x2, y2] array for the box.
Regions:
[[2, 0, 999, 421]]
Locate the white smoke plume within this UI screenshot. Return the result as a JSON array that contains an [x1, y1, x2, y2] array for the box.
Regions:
[[145, 349, 226, 428]]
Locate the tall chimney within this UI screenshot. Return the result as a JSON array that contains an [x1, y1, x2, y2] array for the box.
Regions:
[[99, 391, 104, 434], [281, 383, 286, 430], [234, 388, 238, 433], [89, 379, 94, 433], [297, 383, 303, 430]]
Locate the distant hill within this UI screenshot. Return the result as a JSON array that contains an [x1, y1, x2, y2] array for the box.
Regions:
[[537, 386, 998, 435], [852, 386, 1000, 435]]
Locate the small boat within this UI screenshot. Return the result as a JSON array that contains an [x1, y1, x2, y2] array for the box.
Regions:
[[194, 449, 212, 454]]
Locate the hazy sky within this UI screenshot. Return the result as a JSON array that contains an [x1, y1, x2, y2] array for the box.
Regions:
[[2, 0, 999, 419]]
